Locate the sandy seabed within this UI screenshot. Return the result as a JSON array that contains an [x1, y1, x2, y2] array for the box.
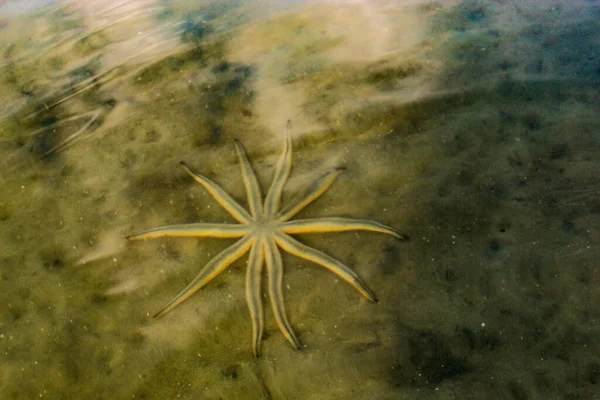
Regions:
[[0, 0, 599, 399]]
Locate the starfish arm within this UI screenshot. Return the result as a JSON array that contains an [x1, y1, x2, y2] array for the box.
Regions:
[[180, 161, 251, 224], [264, 120, 292, 216], [275, 232, 377, 302], [234, 140, 263, 218], [246, 239, 265, 357], [154, 235, 254, 318], [127, 223, 251, 240], [281, 217, 407, 240], [265, 236, 300, 350], [276, 168, 344, 221]]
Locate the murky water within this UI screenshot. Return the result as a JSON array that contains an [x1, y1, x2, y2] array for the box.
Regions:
[[1, 0, 599, 398]]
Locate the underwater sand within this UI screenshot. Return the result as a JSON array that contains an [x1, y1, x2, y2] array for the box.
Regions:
[[0, 0, 599, 398]]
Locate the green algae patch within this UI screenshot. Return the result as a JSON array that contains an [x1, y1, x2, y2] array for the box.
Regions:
[[73, 32, 111, 57], [365, 60, 424, 91], [133, 38, 226, 87]]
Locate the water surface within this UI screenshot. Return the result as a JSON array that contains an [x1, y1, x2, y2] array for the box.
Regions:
[[0, 0, 599, 398]]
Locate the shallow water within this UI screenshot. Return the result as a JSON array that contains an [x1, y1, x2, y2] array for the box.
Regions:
[[1, 0, 599, 398]]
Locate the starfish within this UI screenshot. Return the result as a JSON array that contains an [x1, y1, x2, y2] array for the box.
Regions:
[[128, 121, 406, 356]]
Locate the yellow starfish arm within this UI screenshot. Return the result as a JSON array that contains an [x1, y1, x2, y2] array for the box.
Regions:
[[275, 232, 377, 302], [154, 235, 254, 318], [127, 223, 251, 240], [265, 236, 300, 351], [180, 161, 251, 224], [281, 217, 407, 240], [277, 168, 344, 221], [234, 140, 263, 218], [264, 120, 292, 216], [245, 239, 265, 357]]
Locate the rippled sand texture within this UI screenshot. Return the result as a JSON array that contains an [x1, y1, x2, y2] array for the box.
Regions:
[[1, 0, 599, 399]]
